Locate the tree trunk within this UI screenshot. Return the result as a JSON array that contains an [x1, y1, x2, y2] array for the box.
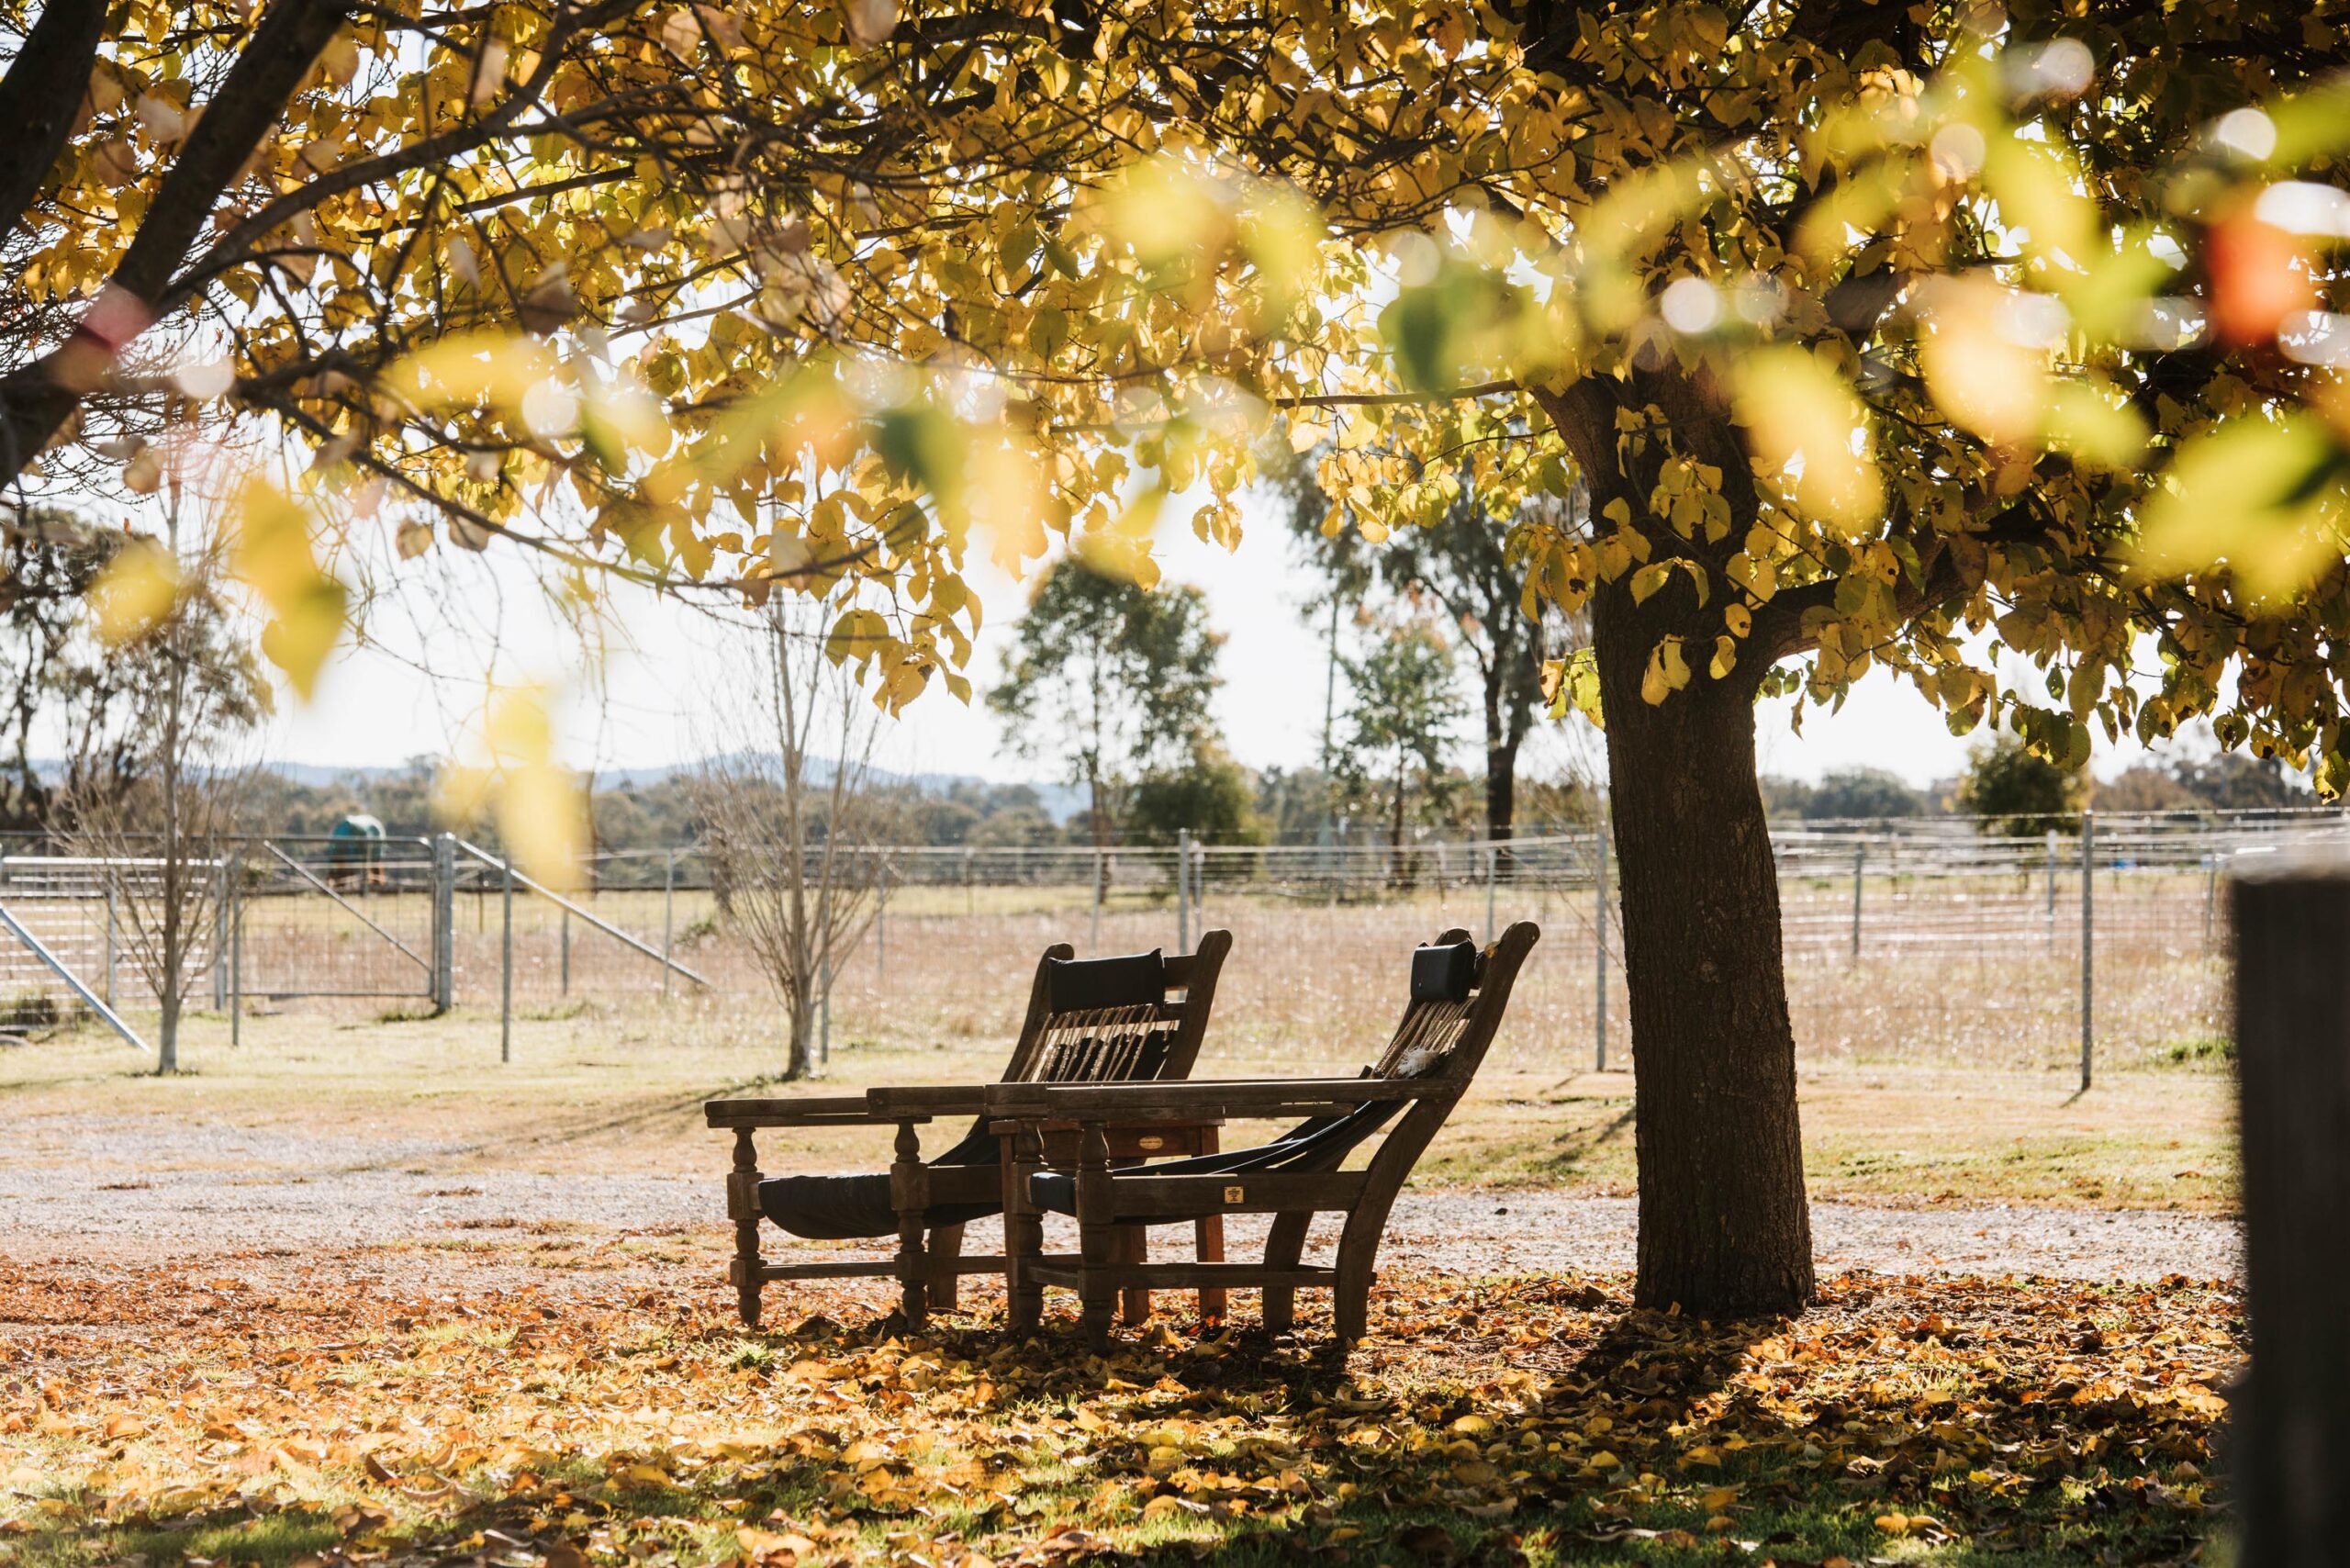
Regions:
[[784, 990, 816, 1081], [1485, 734, 1519, 846], [158, 987, 180, 1075], [1593, 581, 1814, 1316]]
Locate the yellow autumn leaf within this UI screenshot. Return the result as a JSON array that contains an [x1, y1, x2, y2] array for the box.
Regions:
[[230, 478, 349, 700], [88, 539, 182, 645], [1732, 347, 1883, 534], [1983, 134, 2096, 268], [1640, 636, 1691, 704], [2132, 414, 2344, 602], [386, 330, 558, 414], [2043, 381, 2150, 467], [966, 441, 1051, 574], [1917, 277, 2053, 446]]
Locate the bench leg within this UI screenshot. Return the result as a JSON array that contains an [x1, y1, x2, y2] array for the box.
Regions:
[[1194, 1215, 1227, 1325], [727, 1129, 764, 1328], [890, 1122, 929, 1328], [1007, 1126, 1045, 1332], [1076, 1122, 1114, 1352], [1118, 1229, 1149, 1326], [929, 1223, 967, 1312], [1333, 1208, 1386, 1346], [1261, 1211, 1312, 1335]]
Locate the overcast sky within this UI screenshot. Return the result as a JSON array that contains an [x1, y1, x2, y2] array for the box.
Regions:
[[265, 491, 2155, 791]]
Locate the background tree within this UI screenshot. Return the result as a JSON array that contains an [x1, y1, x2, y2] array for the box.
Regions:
[[989, 559, 1226, 848], [1, 517, 129, 831], [1337, 622, 1468, 868], [1765, 768, 1931, 823], [1127, 744, 1261, 845], [1955, 734, 2089, 838], [686, 600, 892, 1081], [63, 511, 270, 1074], [1287, 465, 1586, 844]]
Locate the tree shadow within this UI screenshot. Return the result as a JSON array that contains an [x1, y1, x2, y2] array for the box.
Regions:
[[31, 1280, 2218, 1568]]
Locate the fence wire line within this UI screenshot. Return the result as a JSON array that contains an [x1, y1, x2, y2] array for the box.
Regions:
[[0, 807, 2325, 1070]]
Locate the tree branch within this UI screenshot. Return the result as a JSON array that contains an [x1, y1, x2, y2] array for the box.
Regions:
[[0, 0, 109, 251]]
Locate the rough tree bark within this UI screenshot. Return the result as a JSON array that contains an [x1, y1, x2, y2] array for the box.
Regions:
[[0, 0, 109, 250], [1483, 717, 1520, 845], [1537, 371, 1818, 1316], [1592, 582, 1816, 1312], [0, 0, 352, 477]]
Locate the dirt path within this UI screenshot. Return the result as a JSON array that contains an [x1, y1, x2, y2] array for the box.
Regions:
[[1, 1113, 2238, 1282]]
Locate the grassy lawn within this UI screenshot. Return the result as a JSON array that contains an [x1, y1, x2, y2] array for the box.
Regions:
[[0, 1258, 2234, 1568], [0, 1005, 2236, 1215]]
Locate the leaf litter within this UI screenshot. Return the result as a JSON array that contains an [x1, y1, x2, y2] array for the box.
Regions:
[[0, 1259, 2237, 1566]]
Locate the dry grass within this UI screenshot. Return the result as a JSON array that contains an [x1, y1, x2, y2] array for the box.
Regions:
[[0, 980, 2235, 1213], [3, 867, 2230, 1082]]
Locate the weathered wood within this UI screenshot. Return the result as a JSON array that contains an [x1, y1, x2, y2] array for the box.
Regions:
[[2232, 861, 2350, 1563], [706, 1096, 913, 1127], [1026, 1261, 1340, 1290], [890, 1120, 929, 1325], [1031, 1078, 1438, 1114], [1077, 1119, 1115, 1350], [1003, 924, 1539, 1349], [1087, 1170, 1369, 1218], [707, 932, 1235, 1326], [928, 1222, 967, 1310], [729, 1129, 763, 1327]]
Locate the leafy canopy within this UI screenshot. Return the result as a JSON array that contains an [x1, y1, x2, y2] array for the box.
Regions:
[[15, 0, 2350, 830]]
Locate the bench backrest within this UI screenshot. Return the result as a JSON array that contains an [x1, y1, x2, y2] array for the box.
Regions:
[[1354, 921, 1540, 1187], [1002, 929, 1233, 1087]]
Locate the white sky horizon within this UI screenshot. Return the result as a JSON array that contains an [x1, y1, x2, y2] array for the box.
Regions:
[[260, 487, 2167, 794]]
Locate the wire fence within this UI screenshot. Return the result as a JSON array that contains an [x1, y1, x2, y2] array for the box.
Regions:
[[0, 807, 2330, 1074]]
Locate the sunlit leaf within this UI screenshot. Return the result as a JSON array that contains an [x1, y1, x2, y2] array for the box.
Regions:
[[1732, 348, 1884, 533], [87, 539, 183, 645], [2133, 415, 2346, 601]]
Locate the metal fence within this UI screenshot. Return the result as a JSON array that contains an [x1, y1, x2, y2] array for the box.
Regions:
[[2, 808, 2333, 1074]]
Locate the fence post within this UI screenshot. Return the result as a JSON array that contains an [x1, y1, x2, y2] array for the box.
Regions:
[[432, 833, 456, 1013], [499, 853, 513, 1064], [560, 907, 571, 996], [211, 859, 227, 1010], [819, 957, 832, 1073], [2230, 859, 2350, 1558], [103, 884, 117, 1008], [2045, 828, 2058, 952], [1595, 828, 1609, 1072], [1091, 846, 1104, 950], [1484, 844, 1497, 941], [662, 848, 676, 998], [1849, 841, 1864, 965], [229, 848, 242, 1048], [1177, 829, 1192, 955], [875, 862, 888, 984], [963, 848, 974, 916], [2078, 811, 2094, 1092]]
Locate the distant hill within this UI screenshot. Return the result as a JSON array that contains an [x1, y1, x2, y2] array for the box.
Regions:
[[254, 756, 1091, 824]]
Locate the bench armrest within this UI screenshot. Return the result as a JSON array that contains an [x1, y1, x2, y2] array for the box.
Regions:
[[705, 1095, 920, 1128], [1030, 1077, 1443, 1117], [865, 1084, 1003, 1116]]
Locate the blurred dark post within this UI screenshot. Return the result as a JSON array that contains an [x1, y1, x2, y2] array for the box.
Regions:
[[2232, 857, 2350, 1562]]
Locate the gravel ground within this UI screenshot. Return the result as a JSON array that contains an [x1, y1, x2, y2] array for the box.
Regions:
[[0, 1114, 2240, 1283]]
